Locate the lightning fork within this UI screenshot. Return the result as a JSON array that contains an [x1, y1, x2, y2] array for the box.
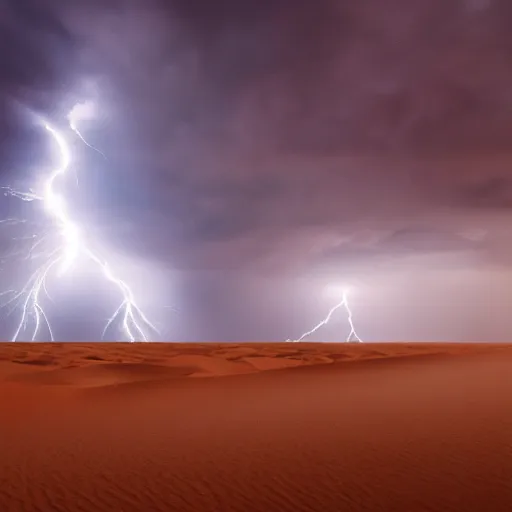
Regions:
[[3, 107, 157, 341], [287, 288, 363, 343]]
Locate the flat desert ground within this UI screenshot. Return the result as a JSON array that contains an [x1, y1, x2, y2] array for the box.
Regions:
[[1, 342, 512, 511]]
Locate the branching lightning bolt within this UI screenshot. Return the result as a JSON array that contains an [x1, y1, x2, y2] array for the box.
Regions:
[[69, 119, 107, 160], [68, 102, 107, 160], [287, 288, 363, 343], [3, 106, 157, 342]]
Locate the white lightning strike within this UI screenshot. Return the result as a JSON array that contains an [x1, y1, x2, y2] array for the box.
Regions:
[[287, 288, 363, 343], [3, 106, 157, 342], [69, 120, 107, 160], [68, 102, 107, 160]]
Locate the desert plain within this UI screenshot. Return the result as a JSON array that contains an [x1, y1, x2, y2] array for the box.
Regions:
[[1, 342, 512, 511]]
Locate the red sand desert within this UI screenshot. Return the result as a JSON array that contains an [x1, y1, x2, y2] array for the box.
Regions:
[[1, 342, 512, 511]]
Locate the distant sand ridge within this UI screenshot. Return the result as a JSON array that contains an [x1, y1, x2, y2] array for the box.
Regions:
[[0, 342, 468, 384]]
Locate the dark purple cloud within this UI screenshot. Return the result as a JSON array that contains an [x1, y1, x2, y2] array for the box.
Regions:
[[2, 0, 512, 340]]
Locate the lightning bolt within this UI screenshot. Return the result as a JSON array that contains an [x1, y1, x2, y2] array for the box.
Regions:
[[3, 105, 158, 342], [287, 288, 363, 343], [68, 101, 107, 160], [69, 119, 107, 160]]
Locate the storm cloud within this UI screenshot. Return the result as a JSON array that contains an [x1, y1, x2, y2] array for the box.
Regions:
[[2, 0, 512, 340]]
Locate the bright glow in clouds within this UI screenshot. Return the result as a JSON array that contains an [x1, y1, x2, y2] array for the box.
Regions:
[[3, 104, 157, 341], [287, 285, 363, 343]]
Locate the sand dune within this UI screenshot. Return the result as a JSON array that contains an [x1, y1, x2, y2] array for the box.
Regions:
[[1, 342, 512, 511]]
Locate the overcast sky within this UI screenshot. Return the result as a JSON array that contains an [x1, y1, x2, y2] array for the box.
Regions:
[[1, 0, 512, 341]]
